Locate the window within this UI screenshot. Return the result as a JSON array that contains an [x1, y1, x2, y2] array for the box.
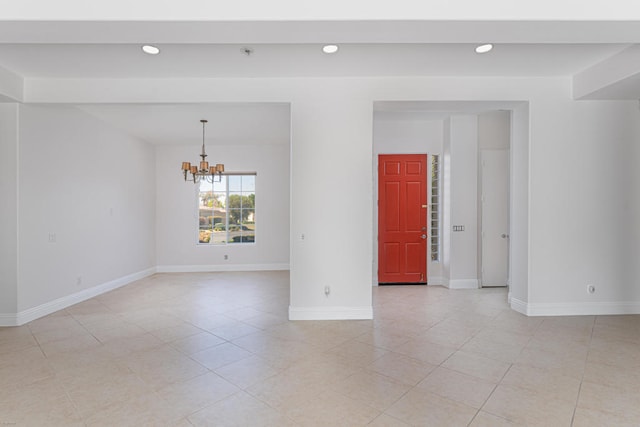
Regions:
[[430, 155, 440, 261], [198, 174, 256, 245]]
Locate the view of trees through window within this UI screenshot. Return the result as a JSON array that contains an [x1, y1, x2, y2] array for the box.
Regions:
[[198, 174, 256, 244]]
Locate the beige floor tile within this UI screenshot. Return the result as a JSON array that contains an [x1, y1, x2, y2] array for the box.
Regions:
[[191, 342, 253, 370], [583, 360, 640, 392], [385, 387, 478, 426], [418, 320, 479, 348], [170, 331, 226, 355], [285, 389, 381, 426], [367, 413, 411, 426], [32, 321, 91, 344], [156, 372, 239, 419], [526, 336, 590, 360], [0, 377, 83, 426], [38, 333, 102, 357], [482, 384, 576, 426], [441, 350, 511, 382], [188, 391, 296, 427], [121, 345, 208, 390], [150, 322, 205, 342], [587, 338, 640, 368], [246, 369, 335, 412], [89, 322, 148, 343], [500, 364, 581, 403], [460, 335, 526, 363], [592, 322, 640, 345], [394, 337, 457, 365], [514, 346, 586, 379], [28, 313, 82, 334], [469, 411, 518, 426], [325, 340, 389, 365], [99, 332, 165, 358], [330, 370, 412, 411], [83, 391, 180, 426], [0, 326, 37, 354], [355, 328, 412, 351], [366, 351, 436, 386], [4, 272, 640, 425], [214, 354, 280, 389], [66, 370, 153, 417], [417, 366, 496, 409], [0, 345, 54, 387], [577, 380, 640, 419], [572, 406, 640, 427], [242, 311, 289, 329], [208, 320, 263, 340]]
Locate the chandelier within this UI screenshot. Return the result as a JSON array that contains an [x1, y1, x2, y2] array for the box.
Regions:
[[181, 119, 225, 183]]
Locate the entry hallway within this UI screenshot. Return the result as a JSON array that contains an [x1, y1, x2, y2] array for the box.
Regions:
[[1, 271, 638, 426]]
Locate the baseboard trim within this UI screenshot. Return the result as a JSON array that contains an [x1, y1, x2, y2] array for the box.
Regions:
[[0, 267, 156, 327], [447, 279, 479, 290], [289, 306, 373, 320], [510, 298, 640, 316], [156, 264, 290, 273]]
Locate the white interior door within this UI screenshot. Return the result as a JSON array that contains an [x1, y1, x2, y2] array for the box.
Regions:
[[481, 150, 509, 287]]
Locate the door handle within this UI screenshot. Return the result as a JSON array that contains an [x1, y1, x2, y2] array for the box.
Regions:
[[420, 234, 427, 239], [501, 234, 509, 239]]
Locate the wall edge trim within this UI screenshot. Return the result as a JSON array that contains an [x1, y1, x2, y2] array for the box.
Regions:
[[156, 264, 290, 273], [289, 306, 373, 320], [0, 267, 156, 327]]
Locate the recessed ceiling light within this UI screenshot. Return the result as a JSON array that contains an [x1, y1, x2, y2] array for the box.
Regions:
[[322, 44, 339, 54], [142, 45, 160, 55], [475, 44, 493, 54]]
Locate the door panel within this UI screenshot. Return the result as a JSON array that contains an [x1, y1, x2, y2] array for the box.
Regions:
[[378, 154, 427, 284], [481, 150, 509, 286]]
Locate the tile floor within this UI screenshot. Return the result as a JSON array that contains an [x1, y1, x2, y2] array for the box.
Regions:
[[1, 271, 639, 426]]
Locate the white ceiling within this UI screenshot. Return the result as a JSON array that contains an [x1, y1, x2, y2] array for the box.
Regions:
[[0, 43, 628, 78], [77, 103, 291, 146], [2, 18, 640, 144]]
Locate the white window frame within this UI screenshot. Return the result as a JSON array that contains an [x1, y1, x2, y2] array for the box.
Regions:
[[197, 172, 257, 245]]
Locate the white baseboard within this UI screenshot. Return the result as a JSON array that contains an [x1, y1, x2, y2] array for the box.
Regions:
[[510, 298, 640, 316], [289, 306, 373, 320], [447, 279, 479, 290], [0, 267, 156, 327], [156, 263, 290, 273]]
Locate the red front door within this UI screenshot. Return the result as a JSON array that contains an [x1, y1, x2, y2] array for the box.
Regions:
[[378, 154, 428, 284]]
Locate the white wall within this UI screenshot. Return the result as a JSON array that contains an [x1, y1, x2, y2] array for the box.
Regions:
[[372, 111, 444, 284], [508, 104, 529, 307], [477, 110, 511, 285], [289, 89, 374, 319], [17, 105, 156, 314], [155, 143, 290, 271], [478, 110, 510, 150], [3, 75, 640, 319], [447, 115, 479, 289], [525, 96, 640, 314], [0, 104, 18, 316]]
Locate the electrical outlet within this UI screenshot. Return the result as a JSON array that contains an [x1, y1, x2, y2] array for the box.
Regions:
[[48, 233, 56, 243], [587, 284, 595, 294], [224, 254, 229, 260]]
